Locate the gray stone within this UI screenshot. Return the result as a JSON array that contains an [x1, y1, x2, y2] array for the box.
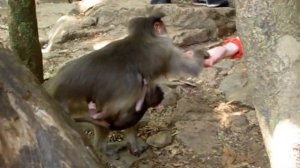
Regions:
[[0, 0, 7, 8], [42, 51, 61, 59], [245, 110, 259, 126], [107, 138, 154, 168], [215, 59, 234, 71], [199, 68, 218, 86], [42, 15, 98, 52], [173, 98, 201, 121], [42, 0, 235, 50], [160, 86, 179, 107], [218, 62, 253, 106], [37, 0, 69, 3], [172, 96, 212, 122], [175, 121, 219, 155], [171, 28, 210, 46], [228, 114, 249, 126], [146, 130, 173, 148], [36, 3, 76, 29], [89, 3, 235, 38]]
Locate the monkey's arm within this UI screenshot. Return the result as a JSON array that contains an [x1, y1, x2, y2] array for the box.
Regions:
[[168, 47, 204, 77]]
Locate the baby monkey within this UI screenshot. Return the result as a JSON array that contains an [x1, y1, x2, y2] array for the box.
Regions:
[[86, 75, 148, 128]]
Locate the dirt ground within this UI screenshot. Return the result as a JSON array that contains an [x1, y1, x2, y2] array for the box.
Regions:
[[0, 1, 270, 168]]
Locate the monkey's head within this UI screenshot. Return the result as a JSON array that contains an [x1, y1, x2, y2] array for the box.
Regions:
[[128, 12, 167, 38]]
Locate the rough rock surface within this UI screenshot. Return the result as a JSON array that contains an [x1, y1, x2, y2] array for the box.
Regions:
[[146, 130, 173, 148], [42, 0, 235, 52]]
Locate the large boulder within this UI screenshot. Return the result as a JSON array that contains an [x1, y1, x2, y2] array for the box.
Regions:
[[44, 0, 235, 51], [236, 0, 300, 167]]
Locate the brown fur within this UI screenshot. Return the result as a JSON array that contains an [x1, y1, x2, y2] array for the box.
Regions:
[[44, 12, 206, 156]]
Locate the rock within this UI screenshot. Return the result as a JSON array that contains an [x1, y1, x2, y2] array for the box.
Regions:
[[245, 110, 259, 126], [227, 115, 249, 132], [176, 98, 202, 113], [177, 97, 211, 114], [222, 144, 237, 167], [173, 98, 202, 121], [42, 51, 61, 59], [146, 130, 173, 148], [70, 0, 104, 13], [219, 71, 246, 94], [215, 17, 236, 37], [229, 115, 249, 127], [175, 121, 219, 155], [214, 59, 235, 73], [0, 0, 7, 8], [218, 62, 253, 106], [199, 68, 218, 86], [37, 0, 69, 3], [107, 138, 154, 168], [160, 86, 179, 107], [36, 3, 76, 29], [42, 15, 98, 52], [47, 15, 97, 43], [132, 161, 155, 168], [171, 28, 210, 46], [44, 0, 235, 48], [172, 96, 212, 122], [89, 3, 235, 38]]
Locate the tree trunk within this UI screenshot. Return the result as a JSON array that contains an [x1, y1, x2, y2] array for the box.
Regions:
[[235, 0, 300, 167], [0, 49, 105, 167], [7, 0, 43, 83]]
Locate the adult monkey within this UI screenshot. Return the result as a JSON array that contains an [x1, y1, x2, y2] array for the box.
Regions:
[[45, 12, 207, 156]]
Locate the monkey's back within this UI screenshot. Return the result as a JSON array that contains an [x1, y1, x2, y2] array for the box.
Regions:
[[45, 35, 174, 111]]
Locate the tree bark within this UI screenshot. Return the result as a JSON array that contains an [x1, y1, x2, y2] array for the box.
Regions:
[[235, 0, 300, 167], [0, 49, 105, 168], [7, 0, 43, 83]]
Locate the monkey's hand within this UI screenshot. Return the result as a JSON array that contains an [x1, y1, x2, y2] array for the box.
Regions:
[[194, 48, 210, 59], [184, 49, 210, 60]]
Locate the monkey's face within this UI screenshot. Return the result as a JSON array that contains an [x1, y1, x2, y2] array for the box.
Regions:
[[153, 20, 168, 36]]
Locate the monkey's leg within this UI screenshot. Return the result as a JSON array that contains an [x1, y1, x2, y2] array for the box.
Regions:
[[93, 126, 109, 152], [125, 126, 149, 157], [94, 126, 126, 159], [94, 126, 119, 157]]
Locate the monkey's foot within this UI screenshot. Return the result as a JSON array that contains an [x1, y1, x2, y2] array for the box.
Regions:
[[104, 142, 128, 159], [127, 142, 149, 157]]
